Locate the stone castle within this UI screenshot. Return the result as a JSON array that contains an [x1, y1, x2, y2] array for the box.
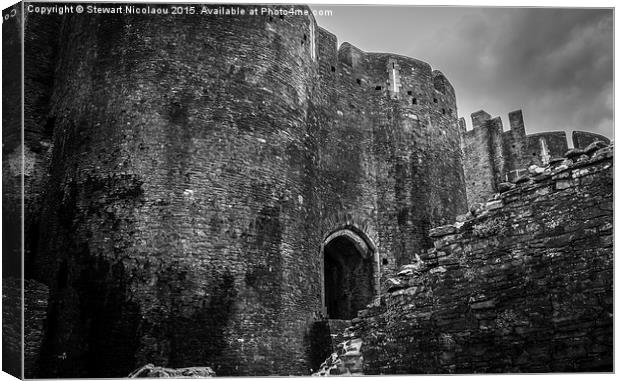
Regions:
[[2, 4, 612, 377]]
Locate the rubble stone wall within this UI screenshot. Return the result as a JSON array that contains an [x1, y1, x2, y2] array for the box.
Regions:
[[349, 143, 613, 374]]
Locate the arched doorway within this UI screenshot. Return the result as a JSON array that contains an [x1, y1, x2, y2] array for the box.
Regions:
[[321, 229, 378, 320]]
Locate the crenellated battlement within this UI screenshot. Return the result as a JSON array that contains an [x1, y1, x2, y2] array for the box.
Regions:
[[320, 37, 458, 122], [460, 109, 610, 205]]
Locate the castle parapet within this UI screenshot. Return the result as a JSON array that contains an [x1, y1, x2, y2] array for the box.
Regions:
[[508, 109, 525, 134], [338, 42, 365, 69], [460, 109, 611, 205], [572, 131, 611, 149]]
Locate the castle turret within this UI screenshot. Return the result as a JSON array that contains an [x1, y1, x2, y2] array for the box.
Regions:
[[313, 45, 467, 285]]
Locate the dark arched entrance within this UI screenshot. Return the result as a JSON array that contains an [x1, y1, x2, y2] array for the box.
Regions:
[[322, 231, 376, 320]]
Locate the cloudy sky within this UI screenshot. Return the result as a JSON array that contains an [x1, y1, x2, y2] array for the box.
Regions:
[[312, 6, 613, 141]]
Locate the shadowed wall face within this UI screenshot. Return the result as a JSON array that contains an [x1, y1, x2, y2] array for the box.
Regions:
[[2, 6, 24, 378]]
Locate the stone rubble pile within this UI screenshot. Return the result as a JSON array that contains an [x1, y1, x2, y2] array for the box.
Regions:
[[455, 141, 612, 224]]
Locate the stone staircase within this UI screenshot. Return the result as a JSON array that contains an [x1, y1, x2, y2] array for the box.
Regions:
[[312, 337, 364, 376], [325, 319, 351, 353], [312, 296, 389, 376]]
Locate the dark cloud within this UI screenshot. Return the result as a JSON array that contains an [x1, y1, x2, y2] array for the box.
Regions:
[[473, 9, 613, 137], [313, 6, 613, 140]]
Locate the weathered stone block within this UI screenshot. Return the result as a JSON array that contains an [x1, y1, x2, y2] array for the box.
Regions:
[[429, 225, 457, 238], [583, 140, 608, 155], [514, 175, 531, 184], [565, 148, 586, 159], [498, 182, 515, 193], [485, 200, 503, 210]]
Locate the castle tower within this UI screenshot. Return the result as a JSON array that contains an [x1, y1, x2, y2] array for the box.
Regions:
[[33, 6, 324, 377], [312, 40, 467, 310]]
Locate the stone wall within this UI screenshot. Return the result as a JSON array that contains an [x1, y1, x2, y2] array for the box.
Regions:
[[2, 2, 23, 281], [573, 131, 610, 149], [342, 142, 613, 374], [461, 109, 611, 205], [460, 112, 497, 209], [24, 279, 50, 378], [23, 11, 62, 280], [2, 278, 22, 378]]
